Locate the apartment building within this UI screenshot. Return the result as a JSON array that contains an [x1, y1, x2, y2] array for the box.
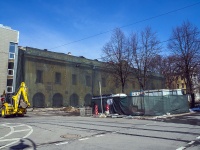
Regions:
[[0, 24, 19, 94], [172, 74, 200, 102]]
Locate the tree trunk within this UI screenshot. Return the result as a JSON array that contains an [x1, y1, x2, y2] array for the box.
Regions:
[[190, 93, 195, 108], [121, 84, 125, 93]]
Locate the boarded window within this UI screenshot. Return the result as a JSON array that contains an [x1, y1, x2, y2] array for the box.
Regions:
[[86, 75, 91, 86], [36, 70, 43, 83], [72, 74, 77, 85], [55, 72, 61, 84]]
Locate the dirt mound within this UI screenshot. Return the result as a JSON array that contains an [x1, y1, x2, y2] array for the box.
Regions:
[[61, 106, 80, 116]]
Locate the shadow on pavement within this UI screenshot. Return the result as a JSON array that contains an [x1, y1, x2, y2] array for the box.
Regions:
[[163, 112, 200, 126], [9, 138, 36, 150]]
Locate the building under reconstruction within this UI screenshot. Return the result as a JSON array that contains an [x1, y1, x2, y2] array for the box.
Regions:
[[17, 47, 164, 108]]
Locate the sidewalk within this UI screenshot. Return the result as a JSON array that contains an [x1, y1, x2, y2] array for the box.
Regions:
[[26, 107, 197, 120]]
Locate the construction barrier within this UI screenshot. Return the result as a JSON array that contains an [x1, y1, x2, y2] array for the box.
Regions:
[[106, 104, 109, 112], [80, 107, 93, 116], [95, 105, 98, 115]]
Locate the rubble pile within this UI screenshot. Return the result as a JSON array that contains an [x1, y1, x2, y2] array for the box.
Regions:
[[61, 106, 80, 116]]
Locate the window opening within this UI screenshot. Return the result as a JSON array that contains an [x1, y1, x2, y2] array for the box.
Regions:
[[36, 70, 43, 83]]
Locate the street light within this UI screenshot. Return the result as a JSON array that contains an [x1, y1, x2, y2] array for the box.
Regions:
[[99, 81, 103, 114]]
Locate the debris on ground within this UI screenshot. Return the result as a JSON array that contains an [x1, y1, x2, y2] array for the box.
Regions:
[[61, 106, 80, 116]]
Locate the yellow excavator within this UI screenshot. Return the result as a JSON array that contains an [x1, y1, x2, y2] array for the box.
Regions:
[[1, 82, 30, 118]]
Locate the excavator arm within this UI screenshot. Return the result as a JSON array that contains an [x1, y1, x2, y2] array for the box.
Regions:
[[12, 82, 30, 113]]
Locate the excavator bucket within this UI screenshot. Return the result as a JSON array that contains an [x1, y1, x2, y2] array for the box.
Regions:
[[19, 99, 28, 108]]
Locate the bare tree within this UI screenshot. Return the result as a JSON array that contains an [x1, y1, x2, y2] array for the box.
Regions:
[[102, 28, 133, 93], [129, 27, 161, 91], [161, 55, 181, 89], [148, 54, 163, 74], [168, 21, 200, 108]]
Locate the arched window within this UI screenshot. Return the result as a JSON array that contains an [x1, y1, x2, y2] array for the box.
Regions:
[[70, 93, 79, 107], [52, 93, 63, 107], [33, 92, 45, 108]]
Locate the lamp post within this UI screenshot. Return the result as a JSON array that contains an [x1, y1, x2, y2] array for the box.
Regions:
[[99, 81, 103, 114]]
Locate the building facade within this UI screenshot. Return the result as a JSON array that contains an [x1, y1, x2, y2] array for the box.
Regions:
[[172, 76, 187, 91], [0, 24, 19, 94], [18, 47, 164, 108], [171, 75, 200, 102]]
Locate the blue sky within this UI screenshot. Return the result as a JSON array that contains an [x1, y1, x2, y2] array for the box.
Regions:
[[0, 0, 200, 59]]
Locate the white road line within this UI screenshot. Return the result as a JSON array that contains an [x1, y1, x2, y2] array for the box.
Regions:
[[12, 124, 26, 128], [0, 139, 20, 150], [95, 135, 105, 137], [0, 138, 20, 142], [55, 141, 69, 145], [13, 129, 31, 133], [2, 123, 22, 127], [22, 125, 33, 138], [196, 136, 200, 139], [0, 123, 33, 150], [176, 146, 186, 150], [0, 124, 14, 140], [26, 148, 34, 150], [188, 141, 195, 145], [79, 138, 89, 141]]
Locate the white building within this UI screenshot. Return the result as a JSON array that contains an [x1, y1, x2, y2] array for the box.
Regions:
[[0, 24, 19, 94]]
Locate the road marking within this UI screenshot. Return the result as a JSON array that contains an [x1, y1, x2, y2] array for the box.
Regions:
[[95, 135, 105, 137], [26, 148, 34, 150], [188, 141, 195, 145], [79, 138, 89, 141], [176, 146, 186, 150], [12, 124, 26, 128], [55, 141, 69, 145], [13, 129, 31, 133], [0, 123, 33, 150], [0, 138, 20, 142], [0, 124, 14, 140], [196, 136, 200, 139]]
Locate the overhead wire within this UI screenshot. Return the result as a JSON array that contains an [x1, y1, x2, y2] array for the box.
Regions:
[[1, 2, 200, 60], [48, 1, 200, 51], [1, 31, 199, 60]]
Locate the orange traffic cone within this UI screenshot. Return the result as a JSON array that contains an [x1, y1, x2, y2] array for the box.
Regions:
[[95, 105, 98, 115], [106, 104, 109, 113]]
